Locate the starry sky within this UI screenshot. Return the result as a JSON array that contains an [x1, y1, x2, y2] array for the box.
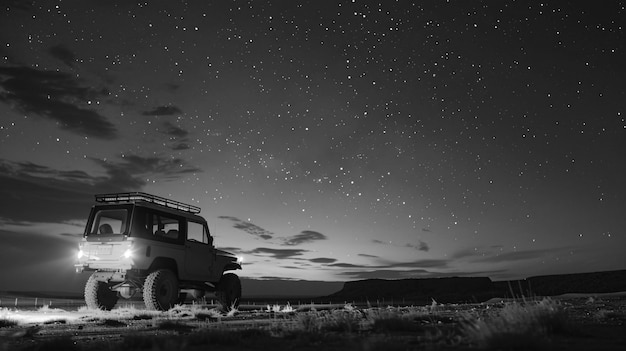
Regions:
[[0, 0, 625, 293]]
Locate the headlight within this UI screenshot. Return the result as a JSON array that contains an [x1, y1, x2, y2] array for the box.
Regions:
[[123, 248, 133, 259], [237, 256, 244, 264], [77, 250, 84, 259]]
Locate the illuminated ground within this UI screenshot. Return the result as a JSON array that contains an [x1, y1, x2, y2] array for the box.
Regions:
[[1, 295, 626, 350]]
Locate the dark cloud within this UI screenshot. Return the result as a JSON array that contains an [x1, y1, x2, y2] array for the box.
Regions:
[[406, 241, 430, 252], [218, 216, 274, 239], [283, 230, 327, 246], [0, 171, 96, 223], [172, 142, 190, 151], [336, 268, 510, 280], [372, 238, 430, 252], [14, 161, 92, 181], [0, 229, 84, 292], [94, 154, 201, 181], [0, 66, 116, 139], [381, 259, 449, 269], [471, 248, 567, 264], [246, 247, 307, 259], [324, 258, 450, 280], [309, 257, 337, 264], [161, 121, 189, 138], [336, 269, 435, 280], [142, 105, 182, 116], [358, 253, 379, 258], [0, 156, 201, 222], [327, 262, 363, 268], [450, 246, 568, 264], [48, 44, 76, 67], [340, 258, 449, 271]]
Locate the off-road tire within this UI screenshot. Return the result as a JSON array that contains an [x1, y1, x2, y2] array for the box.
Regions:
[[216, 273, 241, 312], [84, 274, 118, 310], [143, 269, 179, 311]]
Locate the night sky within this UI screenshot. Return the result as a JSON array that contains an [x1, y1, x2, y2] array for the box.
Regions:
[[1, 0, 625, 293]]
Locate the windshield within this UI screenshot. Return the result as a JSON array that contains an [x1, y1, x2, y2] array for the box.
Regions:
[[89, 208, 129, 235]]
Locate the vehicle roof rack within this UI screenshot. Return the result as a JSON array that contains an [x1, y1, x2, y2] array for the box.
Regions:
[[95, 192, 201, 214]]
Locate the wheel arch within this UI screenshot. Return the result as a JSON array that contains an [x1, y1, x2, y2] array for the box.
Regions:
[[223, 262, 242, 272], [148, 257, 179, 276]]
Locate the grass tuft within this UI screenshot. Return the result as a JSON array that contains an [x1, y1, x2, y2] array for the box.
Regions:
[[462, 298, 574, 349], [0, 317, 18, 328]]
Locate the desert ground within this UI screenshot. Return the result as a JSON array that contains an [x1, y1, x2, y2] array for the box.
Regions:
[[1, 293, 625, 350]]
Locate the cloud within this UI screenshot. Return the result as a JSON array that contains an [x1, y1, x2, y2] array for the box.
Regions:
[[309, 257, 337, 264], [142, 105, 182, 116], [358, 258, 449, 270], [0, 66, 116, 139], [328, 258, 449, 271], [218, 216, 274, 240], [0, 229, 84, 292], [161, 121, 189, 138], [372, 238, 430, 252], [450, 246, 569, 264], [335, 269, 435, 280], [0, 156, 201, 222], [471, 248, 566, 264], [327, 262, 364, 268], [94, 154, 201, 182], [358, 253, 379, 258], [48, 44, 76, 67], [406, 240, 430, 252], [283, 230, 327, 246], [246, 247, 307, 259], [172, 143, 190, 151], [219, 228, 326, 248], [323, 257, 451, 280]]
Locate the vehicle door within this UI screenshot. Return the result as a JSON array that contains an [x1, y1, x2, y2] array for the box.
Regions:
[[184, 221, 215, 281]]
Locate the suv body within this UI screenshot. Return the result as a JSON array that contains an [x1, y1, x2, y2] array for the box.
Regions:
[[75, 192, 242, 311]]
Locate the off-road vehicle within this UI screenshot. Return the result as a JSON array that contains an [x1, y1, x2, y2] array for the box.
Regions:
[[75, 192, 242, 311]]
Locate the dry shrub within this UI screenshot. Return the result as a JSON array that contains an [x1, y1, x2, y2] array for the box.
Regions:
[[0, 318, 18, 328], [462, 298, 574, 349]]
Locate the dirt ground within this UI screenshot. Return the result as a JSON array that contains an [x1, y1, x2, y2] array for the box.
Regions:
[[1, 295, 625, 350]]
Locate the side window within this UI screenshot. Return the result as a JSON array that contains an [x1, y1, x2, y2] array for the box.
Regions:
[[91, 209, 127, 235], [148, 211, 181, 241], [188, 221, 210, 244]]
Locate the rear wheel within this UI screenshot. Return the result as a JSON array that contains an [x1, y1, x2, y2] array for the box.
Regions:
[[216, 273, 241, 312], [84, 274, 118, 310], [143, 269, 179, 311]]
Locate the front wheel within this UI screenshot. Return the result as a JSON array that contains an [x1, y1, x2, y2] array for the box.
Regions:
[[143, 269, 179, 311], [216, 273, 241, 312], [84, 274, 118, 310]]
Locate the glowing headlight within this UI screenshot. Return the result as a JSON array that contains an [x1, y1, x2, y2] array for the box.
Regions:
[[123, 248, 133, 259], [77, 250, 84, 259]]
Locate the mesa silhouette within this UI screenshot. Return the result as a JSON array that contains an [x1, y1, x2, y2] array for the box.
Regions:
[[328, 270, 626, 304]]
